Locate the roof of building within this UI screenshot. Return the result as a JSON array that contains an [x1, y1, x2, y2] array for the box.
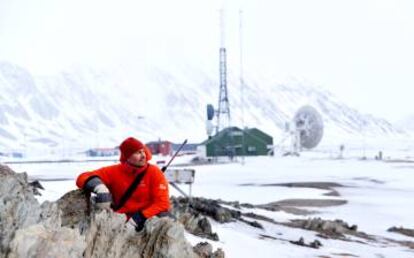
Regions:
[[201, 126, 272, 145], [146, 140, 172, 145]]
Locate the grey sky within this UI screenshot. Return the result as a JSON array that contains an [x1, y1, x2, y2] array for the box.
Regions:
[[0, 0, 413, 122]]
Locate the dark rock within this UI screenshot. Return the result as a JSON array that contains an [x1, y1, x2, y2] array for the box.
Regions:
[[284, 217, 366, 240], [309, 239, 322, 248], [290, 237, 305, 246], [388, 226, 414, 238], [259, 234, 278, 240], [172, 197, 240, 223], [239, 218, 263, 229], [193, 243, 225, 258], [193, 242, 212, 258], [172, 196, 243, 240], [240, 203, 255, 209], [28, 180, 44, 196], [211, 248, 225, 258], [289, 237, 322, 249], [243, 212, 277, 224], [56, 190, 91, 232], [178, 212, 219, 241]]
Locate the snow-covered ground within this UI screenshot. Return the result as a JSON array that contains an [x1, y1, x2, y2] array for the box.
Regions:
[[5, 149, 414, 258]]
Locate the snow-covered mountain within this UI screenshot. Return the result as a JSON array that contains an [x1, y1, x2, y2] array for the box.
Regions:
[[396, 115, 414, 132], [0, 61, 407, 154]]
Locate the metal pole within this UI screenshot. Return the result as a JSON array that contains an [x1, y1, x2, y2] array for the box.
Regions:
[[189, 183, 192, 204], [170, 182, 189, 198], [160, 139, 190, 198], [239, 9, 245, 165], [161, 139, 188, 172]]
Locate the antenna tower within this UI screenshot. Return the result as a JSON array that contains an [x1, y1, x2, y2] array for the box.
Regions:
[[216, 9, 231, 134]]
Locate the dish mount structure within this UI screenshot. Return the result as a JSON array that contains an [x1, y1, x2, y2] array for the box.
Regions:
[[206, 9, 231, 138], [280, 105, 324, 156]]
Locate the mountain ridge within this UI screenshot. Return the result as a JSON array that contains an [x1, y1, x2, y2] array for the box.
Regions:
[[0, 61, 408, 155]]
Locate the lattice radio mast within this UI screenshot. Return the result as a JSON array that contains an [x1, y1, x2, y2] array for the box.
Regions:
[[216, 9, 231, 134]]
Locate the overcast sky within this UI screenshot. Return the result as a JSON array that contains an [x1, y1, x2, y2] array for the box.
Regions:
[[0, 0, 413, 122]]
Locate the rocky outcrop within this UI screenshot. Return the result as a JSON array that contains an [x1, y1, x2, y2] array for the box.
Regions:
[[388, 226, 414, 238], [284, 217, 373, 240], [0, 165, 224, 258], [193, 242, 225, 258], [171, 197, 225, 241], [172, 197, 269, 232], [0, 165, 42, 256], [8, 215, 85, 258], [289, 237, 322, 249], [177, 213, 219, 241], [172, 197, 241, 223], [82, 211, 197, 258]]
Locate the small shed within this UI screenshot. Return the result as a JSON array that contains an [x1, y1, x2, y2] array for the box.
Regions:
[[200, 127, 273, 157]]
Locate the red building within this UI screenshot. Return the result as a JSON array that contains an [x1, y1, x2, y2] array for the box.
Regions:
[[146, 140, 172, 156]]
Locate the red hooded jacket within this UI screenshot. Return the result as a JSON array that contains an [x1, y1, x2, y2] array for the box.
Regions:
[[76, 161, 171, 218]]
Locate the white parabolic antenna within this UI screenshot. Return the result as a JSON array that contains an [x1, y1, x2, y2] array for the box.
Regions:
[[293, 105, 324, 149]]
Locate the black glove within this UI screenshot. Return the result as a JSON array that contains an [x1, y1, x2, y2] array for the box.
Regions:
[[131, 212, 147, 232], [84, 177, 112, 208]]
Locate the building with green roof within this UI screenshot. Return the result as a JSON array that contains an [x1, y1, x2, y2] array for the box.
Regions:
[[199, 127, 273, 157]]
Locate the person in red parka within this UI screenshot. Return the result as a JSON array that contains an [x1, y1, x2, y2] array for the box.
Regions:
[[76, 137, 171, 231]]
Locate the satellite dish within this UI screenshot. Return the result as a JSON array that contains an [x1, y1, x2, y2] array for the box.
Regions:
[[206, 104, 215, 121], [293, 105, 324, 149], [206, 104, 215, 137]]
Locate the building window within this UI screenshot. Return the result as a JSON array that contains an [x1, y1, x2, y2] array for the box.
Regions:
[[247, 146, 256, 152], [229, 131, 243, 136]]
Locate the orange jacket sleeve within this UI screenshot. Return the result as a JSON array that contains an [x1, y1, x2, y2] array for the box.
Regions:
[[76, 166, 111, 189], [141, 167, 171, 218]]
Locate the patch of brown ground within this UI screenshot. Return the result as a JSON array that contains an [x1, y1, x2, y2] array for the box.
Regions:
[[261, 182, 344, 189], [256, 204, 316, 216], [240, 181, 348, 215], [240, 181, 344, 197]]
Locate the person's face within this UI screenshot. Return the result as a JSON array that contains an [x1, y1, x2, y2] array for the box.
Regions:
[[127, 149, 147, 167]]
